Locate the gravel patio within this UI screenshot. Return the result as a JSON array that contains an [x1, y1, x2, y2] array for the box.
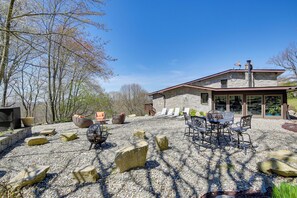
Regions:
[[1, 116, 297, 197]]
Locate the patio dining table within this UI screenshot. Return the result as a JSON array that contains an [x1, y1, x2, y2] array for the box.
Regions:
[[208, 117, 233, 145]]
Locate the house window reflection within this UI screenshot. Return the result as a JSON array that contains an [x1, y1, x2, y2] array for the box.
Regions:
[[214, 95, 227, 111], [229, 95, 242, 114], [247, 95, 262, 115]]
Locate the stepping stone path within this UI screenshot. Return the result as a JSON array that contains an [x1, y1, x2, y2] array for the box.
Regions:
[[40, 128, 56, 136], [133, 130, 146, 139], [8, 165, 50, 190], [115, 141, 148, 173], [25, 136, 48, 146], [155, 135, 169, 151], [72, 165, 99, 183], [60, 133, 78, 142]]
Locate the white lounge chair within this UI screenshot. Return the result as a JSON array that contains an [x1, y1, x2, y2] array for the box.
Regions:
[[177, 107, 190, 119], [168, 108, 180, 118], [183, 108, 190, 115], [165, 108, 174, 117], [155, 108, 167, 117]]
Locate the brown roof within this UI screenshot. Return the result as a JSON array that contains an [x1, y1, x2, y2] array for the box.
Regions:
[[186, 69, 285, 85], [150, 68, 286, 95], [149, 85, 295, 95], [213, 86, 296, 92]]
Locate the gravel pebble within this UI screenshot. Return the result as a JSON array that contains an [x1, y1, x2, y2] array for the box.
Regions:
[[0, 116, 296, 197]]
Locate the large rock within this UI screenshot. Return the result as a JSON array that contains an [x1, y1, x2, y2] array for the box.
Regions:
[[25, 136, 48, 146], [115, 141, 148, 173], [60, 132, 78, 142], [8, 166, 50, 190], [72, 165, 99, 183], [133, 130, 146, 139], [155, 135, 169, 151], [268, 150, 297, 163], [257, 158, 297, 177], [40, 128, 56, 136]]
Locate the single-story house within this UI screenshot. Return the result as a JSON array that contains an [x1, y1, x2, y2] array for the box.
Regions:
[[150, 60, 297, 119]]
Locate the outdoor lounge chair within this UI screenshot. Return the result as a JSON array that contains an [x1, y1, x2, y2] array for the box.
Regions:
[[165, 108, 174, 117], [229, 115, 254, 151], [168, 108, 180, 118], [95, 112, 106, 123], [155, 108, 167, 117]]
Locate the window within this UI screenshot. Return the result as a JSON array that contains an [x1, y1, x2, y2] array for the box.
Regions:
[[201, 93, 208, 104], [214, 95, 227, 111], [265, 95, 281, 117], [247, 95, 262, 115], [229, 95, 242, 114], [221, 79, 227, 88]]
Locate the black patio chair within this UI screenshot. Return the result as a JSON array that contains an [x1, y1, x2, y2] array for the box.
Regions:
[[86, 123, 108, 150], [229, 115, 254, 151], [183, 112, 194, 138], [191, 116, 212, 144]]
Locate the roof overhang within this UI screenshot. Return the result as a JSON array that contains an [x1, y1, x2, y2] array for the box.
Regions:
[[213, 86, 297, 92], [149, 84, 214, 95], [149, 85, 297, 95]]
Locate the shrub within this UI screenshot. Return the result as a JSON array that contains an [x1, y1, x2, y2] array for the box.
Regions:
[[199, 111, 206, 116], [189, 109, 197, 116], [273, 182, 297, 198]]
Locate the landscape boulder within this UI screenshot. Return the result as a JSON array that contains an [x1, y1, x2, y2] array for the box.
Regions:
[[112, 113, 125, 124], [72, 165, 99, 183], [268, 150, 297, 163], [40, 128, 56, 136], [60, 132, 78, 142], [133, 130, 146, 139], [25, 136, 48, 146], [115, 141, 148, 173], [155, 135, 169, 151], [257, 158, 297, 177], [72, 115, 93, 128], [8, 165, 50, 190]]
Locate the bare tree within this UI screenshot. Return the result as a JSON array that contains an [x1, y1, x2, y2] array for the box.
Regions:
[[112, 84, 151, 116], [0, 0, 114, 122], [269, 43, 297, 81]]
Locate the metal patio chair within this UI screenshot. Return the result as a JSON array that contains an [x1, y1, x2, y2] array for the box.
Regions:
[[229, 115, 254, 151]]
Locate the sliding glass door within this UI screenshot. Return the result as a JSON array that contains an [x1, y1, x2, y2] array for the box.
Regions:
[[247, 95, 262, 116]]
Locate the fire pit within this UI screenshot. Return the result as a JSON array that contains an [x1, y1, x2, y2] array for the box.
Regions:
[[86, 123, 108, 150]]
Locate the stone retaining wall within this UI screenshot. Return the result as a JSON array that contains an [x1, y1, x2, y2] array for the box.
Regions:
[[0, 127, 32, 152]]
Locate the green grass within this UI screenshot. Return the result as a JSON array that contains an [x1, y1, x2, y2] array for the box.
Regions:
[[272, 182, 297, 198], [288, 98, 297, 111]]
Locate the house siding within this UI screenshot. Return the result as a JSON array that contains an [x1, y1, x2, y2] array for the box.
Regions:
[[253, 73, 278, 87], [191, 73, 248, 88], [191, 72, 278, 88], [153, 87, 212, 113]]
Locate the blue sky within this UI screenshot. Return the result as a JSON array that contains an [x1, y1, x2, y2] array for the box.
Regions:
[[97, 0, 297, 92]]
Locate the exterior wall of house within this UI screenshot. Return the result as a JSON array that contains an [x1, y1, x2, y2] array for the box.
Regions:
[[253, 73, 278, 87], [153, 87, 212, 113], [191, 72, 248, 88], [191, 72, 278, 88]]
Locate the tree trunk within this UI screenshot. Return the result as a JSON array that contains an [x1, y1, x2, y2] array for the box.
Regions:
[[0, 0, 15, 84]]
